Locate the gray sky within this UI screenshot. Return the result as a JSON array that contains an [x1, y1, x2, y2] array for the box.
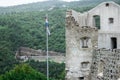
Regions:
[[0, 0, 80, 7]]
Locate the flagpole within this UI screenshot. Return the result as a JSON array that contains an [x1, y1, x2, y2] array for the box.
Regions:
[[46, 14, 49, 80], [46, 28, 49, 80]]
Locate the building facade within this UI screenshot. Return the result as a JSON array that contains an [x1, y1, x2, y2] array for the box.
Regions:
[[66, 1, 120, 80]]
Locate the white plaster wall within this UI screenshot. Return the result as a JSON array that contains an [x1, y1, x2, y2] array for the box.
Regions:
[[87, 2, 120, 49], [98, 33, 120, 49], [88, 2, 120, 32]]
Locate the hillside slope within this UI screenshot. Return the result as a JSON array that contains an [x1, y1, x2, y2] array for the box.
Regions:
[[0, 0, 120, 13]]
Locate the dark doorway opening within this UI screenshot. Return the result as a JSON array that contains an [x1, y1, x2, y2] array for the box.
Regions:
[[111, 37, 117, 49], [93, 15, 100, 29], [79, 77, 84, 80]]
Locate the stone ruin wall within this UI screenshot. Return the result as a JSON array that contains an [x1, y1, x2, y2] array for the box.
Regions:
[[91, 49, 120, 80], [66, 6, 120, 80], [31, 56, 65, 63], [66, 1, 120, 80], [15, 47, 65, 63], [66, 10, 98, 80]]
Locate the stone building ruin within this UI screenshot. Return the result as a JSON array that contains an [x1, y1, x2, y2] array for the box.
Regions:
[[66, 1, 120, 80], [15, 47, 65, 63]]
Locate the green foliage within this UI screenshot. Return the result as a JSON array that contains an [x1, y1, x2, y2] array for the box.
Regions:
[[0, 64, 47, 80], [0, 0, 120, 13], [0, 7, 66, 77], [0, 2, 92, 77], [58, 70, 65, 80], [27, 60, 65, 80], [0, 9, 66, 53], [0, 48, 18, 74], [2, 0, 120, 79]]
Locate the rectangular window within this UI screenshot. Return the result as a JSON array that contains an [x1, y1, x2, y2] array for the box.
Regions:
[[79, 77, 84, 80], [106, 3, 109, 7], [93, 15, 100, 29], [109, 18, 114, 23], [81, 62, 89, 68]]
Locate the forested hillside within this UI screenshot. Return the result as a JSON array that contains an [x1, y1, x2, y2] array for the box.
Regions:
[[0, 8, 66, 79], [0, 9, 66, 53], [0, 0, 120, 79], [0, 0, 120, 13]]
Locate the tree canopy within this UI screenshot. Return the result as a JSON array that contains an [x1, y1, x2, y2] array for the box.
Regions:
[[0, 64, 47, 80]]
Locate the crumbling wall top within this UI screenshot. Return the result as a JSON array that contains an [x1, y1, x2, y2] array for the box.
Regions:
[[96, 48, 120, 54]]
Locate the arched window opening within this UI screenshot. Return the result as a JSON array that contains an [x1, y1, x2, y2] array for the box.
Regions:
[[81, 37, 90, 48]]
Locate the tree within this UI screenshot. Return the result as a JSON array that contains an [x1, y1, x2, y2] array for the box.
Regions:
[[27, 60, 65, 80], [0, 48, 18, 74], [0, 64, 47, 80]]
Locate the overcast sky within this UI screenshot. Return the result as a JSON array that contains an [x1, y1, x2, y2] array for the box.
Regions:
[[0, 0, 80, 7]]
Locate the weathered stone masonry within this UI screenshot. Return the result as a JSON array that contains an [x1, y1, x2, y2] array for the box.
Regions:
[[91, 49, 120, 80], [16, 47, 65, 63], [66, 10, 98, 80], [66, 1, 120, 80]]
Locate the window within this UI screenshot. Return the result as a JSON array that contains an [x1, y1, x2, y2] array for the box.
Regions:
[[111, 37, 117, 49], [81, 37, 89, 48], [106, 3, 109, 7], [81, 62, 89, 68], [109, 18, 114, 23], [79, 77, 84, 80], [93, 15, 100, 29]]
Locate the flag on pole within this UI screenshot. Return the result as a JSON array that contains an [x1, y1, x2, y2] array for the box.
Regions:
[[45, 15, 50, 35]]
